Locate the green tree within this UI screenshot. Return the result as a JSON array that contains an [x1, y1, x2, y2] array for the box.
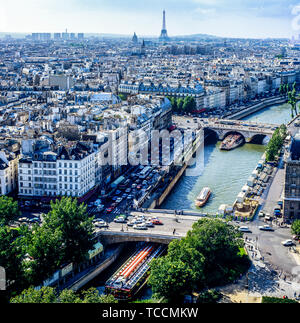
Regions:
[[118, 94, 127, 101], [0, 226, 26, 292], [266, 126, 287, 162], [42, 197, 94, 265], [182, 96, 196, 113], [288, 89, 298, 118], [149, 219, 250, 301], [10, 286, 57, 303], [11, 287, 118, 303], [177, 98, 184, 112], [0, 196, 20, 226], [23, 225, 64, 286], [81, 288, 118, 303], [58, 289, 82, 303], [291, 220, 300, 236], [149, 258, 195, 302]]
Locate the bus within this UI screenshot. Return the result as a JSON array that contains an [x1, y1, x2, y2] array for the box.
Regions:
[[139, 166, 152, 180]]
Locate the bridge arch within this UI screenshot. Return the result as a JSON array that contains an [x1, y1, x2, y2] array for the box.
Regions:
[[221, 131, 246, 143], [97, 232, 179, 246], [248, 134, 270, 145], [204, 128, 219, 141]]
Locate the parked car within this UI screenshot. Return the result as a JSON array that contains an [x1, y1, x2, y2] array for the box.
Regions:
[[128, 220, 139, 227], [114, 217, 127, 223], [281, 240, 294, 247], [259, 225, 274, 232], [239, 226, 252, 233], [145, 221, 155, 228], [95, 220, 109, 228], [151, 219, 163, 225], [133, 223, 148, 230]]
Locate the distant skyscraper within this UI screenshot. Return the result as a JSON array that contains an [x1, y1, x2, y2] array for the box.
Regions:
[[132, 32, 138, 44], [159, 10, 169, 42], [54, 33, 61, 40], [78, 33, 84, 40]]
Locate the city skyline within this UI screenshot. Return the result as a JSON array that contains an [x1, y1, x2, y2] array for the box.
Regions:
[[1, 0, 300, 39]]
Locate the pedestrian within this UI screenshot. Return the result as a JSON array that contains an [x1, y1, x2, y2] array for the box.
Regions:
[[173, 228, 176, 235]]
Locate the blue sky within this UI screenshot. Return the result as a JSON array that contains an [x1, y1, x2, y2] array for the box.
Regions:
[[1, 0, 300, 38]]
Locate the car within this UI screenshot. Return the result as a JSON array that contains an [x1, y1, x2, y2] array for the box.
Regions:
[[95, 221, 109, 228], [125, 188, 131, 194], [151, 219, 163, 225], [18, 217, 29, 222], [29, 218, 39, 223], [259, 225, 274, 232], [116, 198, 123, 204], [281, 240, 294, 247], [106, 207, 114, 213], [239, 226, 252, 233], [128, 220, 139, 226], [114, 217, 127, 223], [258, 211, 265, 218], [96, 204, 105, 212], [94, 199, 102, 206], [133, 224, 148, 230], [145, 221, 155, 228], [137, 185, 142, 190]]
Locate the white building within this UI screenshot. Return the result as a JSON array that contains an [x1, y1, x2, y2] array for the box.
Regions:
[[18, 140, 97, 199], [0, 151, 19, 195]]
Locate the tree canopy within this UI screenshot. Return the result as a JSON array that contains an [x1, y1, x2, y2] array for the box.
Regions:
[[148, 219, 250, 302], [266, 125, 287, 162], [0, 226, 26, 293], [10, 286, 117, 304], [291, 220, 300, 237], [168, 96, 197, 114], [42, 197, 94, 265], [0, 196, 20, 226]]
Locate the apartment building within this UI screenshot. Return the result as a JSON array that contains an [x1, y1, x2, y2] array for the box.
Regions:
[[0, 151, 19, 195], [18, 139, 96, 200], [283, 133, 300, 222]]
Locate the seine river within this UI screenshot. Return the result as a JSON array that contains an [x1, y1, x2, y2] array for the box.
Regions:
[[161, 103, 294, 214], [86, 102, 295, 299]]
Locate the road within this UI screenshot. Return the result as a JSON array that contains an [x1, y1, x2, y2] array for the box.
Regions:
[[95, 212, 200, 238]]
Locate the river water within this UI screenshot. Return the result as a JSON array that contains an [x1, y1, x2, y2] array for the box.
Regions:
[[87, 103, 294, 299], [161, 103, 294, 214]]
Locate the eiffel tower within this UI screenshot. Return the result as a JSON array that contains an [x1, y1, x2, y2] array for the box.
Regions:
[[159, 10, 169, 42]]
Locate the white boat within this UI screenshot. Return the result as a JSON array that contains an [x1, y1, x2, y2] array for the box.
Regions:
[[195, 187, 211, 207]]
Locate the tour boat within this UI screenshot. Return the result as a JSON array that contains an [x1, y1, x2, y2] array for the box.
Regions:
[[220, 134, 244, 151], [195, 187, 211, 207]]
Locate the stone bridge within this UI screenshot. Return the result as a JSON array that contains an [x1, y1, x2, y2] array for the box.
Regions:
[[201, 119, 276, 143], [96, 231, 180, 245], [95, 212, 201, 246]]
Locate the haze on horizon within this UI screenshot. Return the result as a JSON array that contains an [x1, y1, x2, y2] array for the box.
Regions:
[[1, 0, 300, 39]]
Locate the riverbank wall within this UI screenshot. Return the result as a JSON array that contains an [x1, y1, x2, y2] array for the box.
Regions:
[[145, 132, 204, 209], [68, 245, 124, 292], [227, 97, 287, 120]]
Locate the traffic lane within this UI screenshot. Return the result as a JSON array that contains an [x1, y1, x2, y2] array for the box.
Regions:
[[96, 216, 197, 237], [243, 225, 297, 274]]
